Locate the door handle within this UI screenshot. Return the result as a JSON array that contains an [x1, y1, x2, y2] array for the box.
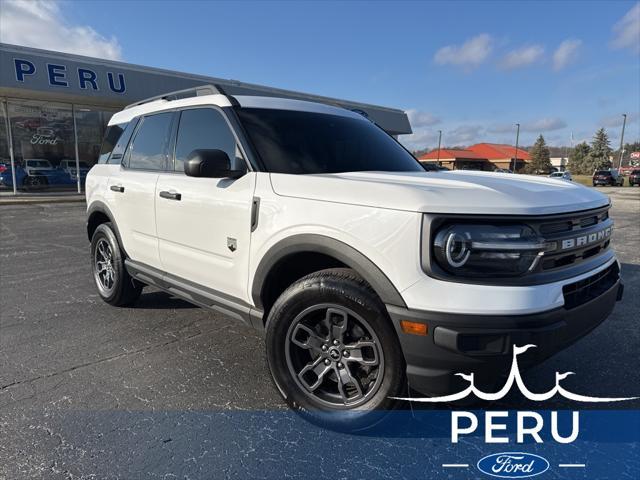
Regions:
[[159, 190, 181, 201], [110, 185, 124, 193]]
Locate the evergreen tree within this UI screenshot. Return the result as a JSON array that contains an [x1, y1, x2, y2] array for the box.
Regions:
[[586, 128, 612, 172], [526, 134, 552, 173], [567, 142, 591, 174]]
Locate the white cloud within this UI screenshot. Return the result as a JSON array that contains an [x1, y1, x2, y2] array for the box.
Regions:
[[489, 118, 567, 135], [434, 34, 493, 69], [398, 129, 440, 151], [600, 113, 638, 128], [488, 123, 517, 134], [406, 109, 441, 128], [0, 0, 122, 60], [521, 118, 567, 132], [446, 124, 484, 144], [611, 2, 640, 53], [553, 39, 582, 70], [500, 45, 544, 69]]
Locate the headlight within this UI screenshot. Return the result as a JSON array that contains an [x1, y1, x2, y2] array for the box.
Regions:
[[433, 224, 549, 278]]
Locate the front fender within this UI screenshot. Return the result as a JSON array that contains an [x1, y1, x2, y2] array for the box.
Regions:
[[251, 233, 407, 310]]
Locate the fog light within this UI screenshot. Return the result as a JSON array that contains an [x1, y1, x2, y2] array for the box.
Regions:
[[400, 320, 428, 336]]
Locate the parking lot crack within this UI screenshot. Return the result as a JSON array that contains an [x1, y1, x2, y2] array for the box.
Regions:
[[0, 327, 204, 392]]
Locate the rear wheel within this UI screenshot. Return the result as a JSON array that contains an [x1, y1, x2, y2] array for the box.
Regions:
[[265, 268, 405, 431], [90, 223, 142, 306]]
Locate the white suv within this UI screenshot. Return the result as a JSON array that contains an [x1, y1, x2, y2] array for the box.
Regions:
[[86, 86, 623, 429]]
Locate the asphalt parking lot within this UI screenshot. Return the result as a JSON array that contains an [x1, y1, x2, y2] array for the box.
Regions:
[[1, 187, 639, 479]]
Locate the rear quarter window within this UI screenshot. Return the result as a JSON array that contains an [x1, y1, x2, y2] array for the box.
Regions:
[[99, 123, 127, 164], [99, 121, 138, 164]]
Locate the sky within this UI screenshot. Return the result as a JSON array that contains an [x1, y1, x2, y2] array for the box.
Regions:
[[1, 0, 639, 151]]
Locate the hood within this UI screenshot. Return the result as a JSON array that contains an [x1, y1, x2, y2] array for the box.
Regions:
[[269, 170, 610, 215]]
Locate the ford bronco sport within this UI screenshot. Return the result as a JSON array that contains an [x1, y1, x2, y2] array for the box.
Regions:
[[86, 85, 623, 428]]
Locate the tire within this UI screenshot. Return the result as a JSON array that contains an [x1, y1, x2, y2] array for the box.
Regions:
[[23, 175, 47, 189], [265, 268, 405, 431], [90, 222, 142, 306]]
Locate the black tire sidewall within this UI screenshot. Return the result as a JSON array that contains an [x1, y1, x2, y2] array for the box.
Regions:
[[90, 223, 140, 305], [265, 269, 405, 430]]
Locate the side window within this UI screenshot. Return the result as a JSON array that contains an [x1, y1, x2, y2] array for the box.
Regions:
[[98, 122, 128, 164], [103, 119, 137, 164], [174, 108, 239, 172], [126, 113, 173, 170]]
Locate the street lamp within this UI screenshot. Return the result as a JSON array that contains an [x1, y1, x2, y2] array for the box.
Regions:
[[436, 130, 442, 166], [512, 123, 520, 172], [618, 114, 627, 170]]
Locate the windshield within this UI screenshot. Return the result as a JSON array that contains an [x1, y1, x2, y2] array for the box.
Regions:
[[28, 160, 51, 168], [551, 172, 562, 177], [595, 170, 611, 175], [236, 108, 424, 174]]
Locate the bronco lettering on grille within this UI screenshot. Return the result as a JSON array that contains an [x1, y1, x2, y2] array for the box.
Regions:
[[560, 226, 612, 250]]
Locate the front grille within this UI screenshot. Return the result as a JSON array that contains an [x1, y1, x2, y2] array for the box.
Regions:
[[538, 209, 608, 236], [562, 262, 619, 309], [533, 206, 612, 272]]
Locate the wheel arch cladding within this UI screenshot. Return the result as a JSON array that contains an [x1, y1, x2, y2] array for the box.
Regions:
[[252, 234, 407, 317], [86, 202, 128, 257]]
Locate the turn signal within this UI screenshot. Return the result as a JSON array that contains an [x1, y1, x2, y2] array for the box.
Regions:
[[400, 320, 428, 336]]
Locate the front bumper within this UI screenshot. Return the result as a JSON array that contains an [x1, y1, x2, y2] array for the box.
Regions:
[[387, 263, 623, 396]]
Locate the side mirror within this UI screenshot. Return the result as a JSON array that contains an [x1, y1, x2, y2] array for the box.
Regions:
[[184, 149, 245, 179]]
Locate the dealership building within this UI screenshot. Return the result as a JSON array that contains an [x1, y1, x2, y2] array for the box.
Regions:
[[418, 143, 531, 171], [0, 43, 412, 195]]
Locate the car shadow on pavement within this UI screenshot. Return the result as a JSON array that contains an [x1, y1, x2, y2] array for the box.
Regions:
[[131, 290, 197, 310]]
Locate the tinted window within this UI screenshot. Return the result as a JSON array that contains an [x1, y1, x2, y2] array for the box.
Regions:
[[109, 120, 137, 165], [99, 123, 127, 164], [595, 170, 612, 176], [127, 113, 173, 170], [174, 108, 237, 172], [236, 108, 423, 174], [28, 160, 52, 168]]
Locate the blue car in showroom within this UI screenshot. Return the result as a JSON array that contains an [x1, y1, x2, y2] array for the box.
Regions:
[[0, 159, 82, 189]]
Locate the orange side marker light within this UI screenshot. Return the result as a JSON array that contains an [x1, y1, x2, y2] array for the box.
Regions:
[[400, 320, 428, 336]]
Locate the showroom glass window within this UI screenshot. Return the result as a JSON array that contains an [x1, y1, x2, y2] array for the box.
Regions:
[[126, 113, 173, 170], [7, 99, 76, 191], [75, 106, 118, 170], [0, 100, 10, 192], [173, 108, 238, 172]]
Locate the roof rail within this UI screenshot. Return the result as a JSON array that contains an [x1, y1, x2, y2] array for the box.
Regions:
[[124, 84, 228, 110]]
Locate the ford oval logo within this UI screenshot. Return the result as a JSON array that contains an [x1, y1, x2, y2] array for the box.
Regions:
[[477, 452, 550, 478]]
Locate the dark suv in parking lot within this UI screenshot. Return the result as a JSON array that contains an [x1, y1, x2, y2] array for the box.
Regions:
[[593, 169, 624, 187], [629, 169, 640, 187]]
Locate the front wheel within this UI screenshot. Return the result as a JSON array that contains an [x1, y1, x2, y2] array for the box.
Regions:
[[90, 223, 142, 306], [23, 175, 47, 189], [265, 268, 405, 431]]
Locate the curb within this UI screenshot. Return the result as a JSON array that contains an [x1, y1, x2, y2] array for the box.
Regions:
[[0, 196, 86, 206]]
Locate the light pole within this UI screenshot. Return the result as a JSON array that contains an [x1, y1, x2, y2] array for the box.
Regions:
[[618, 114, 627, 170], [512, 123, 520, 172], [436, 130, 442, 166]]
